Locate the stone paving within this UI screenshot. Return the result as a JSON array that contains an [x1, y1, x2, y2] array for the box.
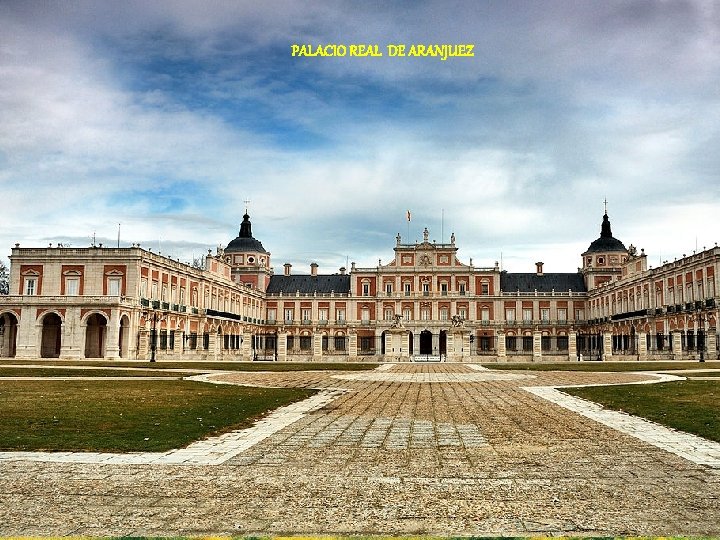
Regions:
[[1, 363, 719, 536]]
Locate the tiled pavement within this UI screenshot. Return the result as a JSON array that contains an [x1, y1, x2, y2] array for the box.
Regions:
[[1, 363, 719, 536]]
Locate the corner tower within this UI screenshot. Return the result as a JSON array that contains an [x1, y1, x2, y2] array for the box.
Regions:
[[581, 209, 628, 290], [224, 213, 273, 292]]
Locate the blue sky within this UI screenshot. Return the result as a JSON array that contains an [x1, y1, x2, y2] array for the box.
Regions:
[[1, 1, 719, 274]]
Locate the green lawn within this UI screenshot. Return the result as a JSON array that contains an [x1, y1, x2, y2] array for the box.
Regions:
[[565, 379, 720, 443], [0, 367, 187, 378], [0, 379, 315, 452], [0, 359, 378, 371], [482, 361, 720, 372]]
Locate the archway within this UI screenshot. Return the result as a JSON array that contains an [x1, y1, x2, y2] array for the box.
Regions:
[[408, 332, 414, 355], [381, 330, 387, 355], [439, 330, 447, 356], [41, 312, 62, 358], [0, 312, 18, 358], [84, 313, 107, 358], [419, 330, 432, 355], [118, 315, 130, 358]]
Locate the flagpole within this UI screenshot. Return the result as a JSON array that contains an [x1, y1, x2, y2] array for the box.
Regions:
[[406, 210, 411, 243]]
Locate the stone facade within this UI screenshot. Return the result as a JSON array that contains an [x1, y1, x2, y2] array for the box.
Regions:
[[1, 212, 718, 362]]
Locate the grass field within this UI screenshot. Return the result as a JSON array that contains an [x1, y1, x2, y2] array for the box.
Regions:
[[565, 379, 720, 443], [0, 359, 378, 371], [0, 379, 315, 452], [0, 367, 187, 378], [481, 360, 720, 372]]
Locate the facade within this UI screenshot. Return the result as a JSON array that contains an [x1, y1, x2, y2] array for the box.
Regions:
[[1, 211, 718, 362]]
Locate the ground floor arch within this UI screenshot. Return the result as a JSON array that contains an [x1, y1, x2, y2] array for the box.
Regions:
[[419, 330, 432, 355], [119, 315, 130, 358], [84, 312, 108, 358], [0, 312, 18, 357], [40, 312, 62, 358]]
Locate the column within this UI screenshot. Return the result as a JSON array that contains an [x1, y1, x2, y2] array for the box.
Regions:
[[348, 331, 358, 358], [242, 329, 252, 360], [277, 330, 288, 361], [568, 330, 577, 361], [497, 330, 506, 358], [533, 330, 542, 360], [61, 309, 82, 359], [137, 327, 149, 360], [105, 308, 120, 359], [638, 332, 648, 361], [14, 310, 38, 359], [603, 332, 613, 360], [313, 332, 323, 360], [671, 330, 683, 359], [705, 327, 716, 360]]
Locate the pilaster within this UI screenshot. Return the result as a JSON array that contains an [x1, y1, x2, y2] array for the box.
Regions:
[[637, 332, 648, 361], [568, 330, 577, 360], [533, 330, 542, 360], [603, 332, 613, 360], [277, 330, 287, 361], [497, 331, 506, 358], [671, 330, 683, 359]]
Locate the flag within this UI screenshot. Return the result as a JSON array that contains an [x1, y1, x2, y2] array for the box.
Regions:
[[406, 210, 411, 222]]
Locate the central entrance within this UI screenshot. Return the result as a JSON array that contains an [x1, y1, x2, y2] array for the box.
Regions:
[[419, 330, 432, 355]]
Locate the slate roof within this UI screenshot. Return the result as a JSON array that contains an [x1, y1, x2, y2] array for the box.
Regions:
[[585, 212, 626, 254], [500, 272, 587, 293], [225, 213, 268, 254], [267, 274, 351, 294]]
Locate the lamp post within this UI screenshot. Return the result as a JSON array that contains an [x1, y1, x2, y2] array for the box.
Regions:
[[143, 310, 166, 362], [697, 310, 705, 363]]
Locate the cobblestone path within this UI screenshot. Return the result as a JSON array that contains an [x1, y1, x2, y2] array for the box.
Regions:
[[1, 363, 718, 536]]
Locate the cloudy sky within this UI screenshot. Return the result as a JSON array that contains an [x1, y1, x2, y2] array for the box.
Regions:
[[1, 1, 719, 275]]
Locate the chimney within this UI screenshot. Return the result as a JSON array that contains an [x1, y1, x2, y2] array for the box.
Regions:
[[535, 261, 544, 276], [339, 266, 346, 275], [310, 262, 318, 276], [284, 263, 292, 276]]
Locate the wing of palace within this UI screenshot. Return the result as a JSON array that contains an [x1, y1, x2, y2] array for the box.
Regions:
[[1, 211, 717, 361]]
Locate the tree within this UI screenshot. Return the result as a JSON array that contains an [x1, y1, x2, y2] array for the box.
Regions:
[[0, 260, 8, 295]]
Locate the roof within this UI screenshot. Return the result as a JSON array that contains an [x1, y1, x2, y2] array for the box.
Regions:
[[500, 272, 587, 293], [267, 274, 351, 294], [225, 212, 268, 254], [585, 212, 627, 254]]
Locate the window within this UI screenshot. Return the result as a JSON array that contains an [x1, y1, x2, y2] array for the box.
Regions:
[[575, 309, 585, 321], [385, 282, 392, 295], [319, 308, 328, 321], [481, 308, 490, 322], [440, 282, 448, 295], [420, 308, 430, 321], [140, 279, 147, 298], [523, 308, 533, 322], [179, 287, 185, 305], [361, 308, 370, 322], [267, 308, 276, 322], [458, 308, 467, 320], [557, 308, 567, 322], [284, 309, 294, 322], [505, 308, 515, 322], [540, 308, 550, 322], [403, 308, 412, 321], [336, 308, 345, 322], [108, 277, 121, 296], [481, 282, 489, 295], [24, 277, 37, 296], [404, 283, 411, 296], [362, 283, 370, 296], [384, 308, 394, 320], [334, 336, 346, 351], [459, 282, 466, 295], [65, 277, 79, 296], [422, 282, 430, 296], [161, 285, 167, 302], [151, 282, 158, 299], [301, 308, 311, 323], [300, 336, 312, 351], [439, 307, 448, 321]]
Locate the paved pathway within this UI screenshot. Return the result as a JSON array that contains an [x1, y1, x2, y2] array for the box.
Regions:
[[1, 363, 719, 536]]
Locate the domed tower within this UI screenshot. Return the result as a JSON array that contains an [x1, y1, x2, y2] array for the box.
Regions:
[[581, 209, 628, 290], [224, 213, 272, 292]]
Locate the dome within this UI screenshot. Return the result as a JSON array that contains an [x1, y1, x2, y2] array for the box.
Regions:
[[585, 213, 626, 254], [225, 213, 268, 254]]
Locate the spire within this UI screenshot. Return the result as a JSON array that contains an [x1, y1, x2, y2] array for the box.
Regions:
[[600, 212, 612, 238], [239, 213, 252, 238]]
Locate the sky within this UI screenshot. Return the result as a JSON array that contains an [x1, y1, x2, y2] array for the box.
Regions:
[[1, 0, 719, 276]]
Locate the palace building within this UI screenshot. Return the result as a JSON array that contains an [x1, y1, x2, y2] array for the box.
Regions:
[[1, 211, 718, 362]]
